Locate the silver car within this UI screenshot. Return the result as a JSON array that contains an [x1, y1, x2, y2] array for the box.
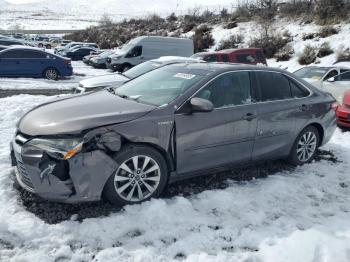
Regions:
[[322, 71, 350, 103], [294, 66, 350, 88]]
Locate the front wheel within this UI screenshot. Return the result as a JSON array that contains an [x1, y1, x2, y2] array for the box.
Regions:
[[121, 64, 132, 72], [103, 145, 169, 206], [43, 68, 59, 80], [288, 126, 320, 165]]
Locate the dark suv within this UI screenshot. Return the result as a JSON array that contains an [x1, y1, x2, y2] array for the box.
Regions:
[[192, 48, 267, 66], [11, 63, 336, 206]]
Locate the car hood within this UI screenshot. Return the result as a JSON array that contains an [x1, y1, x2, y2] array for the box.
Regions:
[[79, 74, 130, 89], [18, 90, 155, 136]]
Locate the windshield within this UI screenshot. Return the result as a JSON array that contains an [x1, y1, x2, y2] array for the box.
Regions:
[[114, 65, 207, 106], [294, 67, 329, 80], [99, 50, 113, 58], [123, 61, 162, 79]]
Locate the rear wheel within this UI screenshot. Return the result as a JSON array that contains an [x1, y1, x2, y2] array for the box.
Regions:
[[43, 68, 59, 80], [288, 126, 320, 165], [103, 145, 168, 206]]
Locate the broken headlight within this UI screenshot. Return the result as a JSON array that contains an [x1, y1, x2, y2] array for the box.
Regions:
[[27, 138, 83, 160]]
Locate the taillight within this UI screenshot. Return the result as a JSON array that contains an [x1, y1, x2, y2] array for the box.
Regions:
[[64, 59, 71, 65], [331, 102, 339, 111]]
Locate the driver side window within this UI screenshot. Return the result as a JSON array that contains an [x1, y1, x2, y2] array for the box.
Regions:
[[335, 71, 350, 81], [324, 70, 338, 81], [196, 72, 252, 109], [126, 46, 142, 58]]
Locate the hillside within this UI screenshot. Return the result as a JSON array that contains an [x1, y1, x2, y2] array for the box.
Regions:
[[0, 0, 237, 30]]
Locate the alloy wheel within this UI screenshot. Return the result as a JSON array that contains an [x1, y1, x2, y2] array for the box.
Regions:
[[296, 131, 317, 162], [114, 155, 161, 202], [45, 69, 58, 80]]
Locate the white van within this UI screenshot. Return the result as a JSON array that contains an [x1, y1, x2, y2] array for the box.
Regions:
[[106, 36, 194, 72]]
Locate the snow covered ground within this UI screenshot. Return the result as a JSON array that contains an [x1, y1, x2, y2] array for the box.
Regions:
[[0, 93, 350, 261]]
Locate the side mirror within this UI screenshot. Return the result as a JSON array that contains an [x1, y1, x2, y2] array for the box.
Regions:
[[327, 77, 335, 82], [190, 97, 213, 113]]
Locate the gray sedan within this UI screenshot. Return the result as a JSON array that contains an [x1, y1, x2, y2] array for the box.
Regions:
[[11, 63, 336, 206]]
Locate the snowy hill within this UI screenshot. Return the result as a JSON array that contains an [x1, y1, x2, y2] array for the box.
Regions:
[[1, 0, 238, 30]]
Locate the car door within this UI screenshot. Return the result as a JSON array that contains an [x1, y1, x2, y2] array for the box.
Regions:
[[0, 50, 21, 76], [175, 71, 258, 175], [252, 71, 297, 160], [20, 50, 48, 76], [125, 46, 143, 65], [323, 71, 350, 103]]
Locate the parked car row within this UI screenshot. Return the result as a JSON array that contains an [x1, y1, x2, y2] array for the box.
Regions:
[[81, 36, 268, 73]]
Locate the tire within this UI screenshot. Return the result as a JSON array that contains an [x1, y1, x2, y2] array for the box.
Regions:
[[121, 63, 132, 72], [287, 126, 320, 166], [43, 68, 60, 80], [46, 44, 52, 49], [103, 145, 169, 206]]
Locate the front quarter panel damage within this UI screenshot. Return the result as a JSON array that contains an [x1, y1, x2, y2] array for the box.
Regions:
[[68, 150, 117, 201]]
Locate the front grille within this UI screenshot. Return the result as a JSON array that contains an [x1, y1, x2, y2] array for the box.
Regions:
[[16, 158, 35, 190]]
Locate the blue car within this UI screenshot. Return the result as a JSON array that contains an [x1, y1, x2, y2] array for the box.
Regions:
[[0, 47, 73, 80]]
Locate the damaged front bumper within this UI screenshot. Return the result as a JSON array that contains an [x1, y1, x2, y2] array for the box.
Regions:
[[10, 132, 119, 203]]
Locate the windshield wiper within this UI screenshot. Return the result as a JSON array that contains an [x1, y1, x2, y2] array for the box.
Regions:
[[109, 89, 142, 102]]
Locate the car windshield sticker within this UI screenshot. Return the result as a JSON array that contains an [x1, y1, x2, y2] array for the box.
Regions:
[[174, 73, 196, 80]]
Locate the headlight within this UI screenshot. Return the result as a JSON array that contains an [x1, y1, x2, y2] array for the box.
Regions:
[[27, 138, 83, 160]]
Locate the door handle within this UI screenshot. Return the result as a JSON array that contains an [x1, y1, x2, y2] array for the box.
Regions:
[[243, 113, 256, 121]]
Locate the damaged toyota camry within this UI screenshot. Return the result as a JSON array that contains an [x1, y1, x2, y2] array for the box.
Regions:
[[10, 63, 337, 205]]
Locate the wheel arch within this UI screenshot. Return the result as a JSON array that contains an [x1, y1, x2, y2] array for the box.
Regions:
[[308, 122, 324, 146], [122, 141, 175, 174]]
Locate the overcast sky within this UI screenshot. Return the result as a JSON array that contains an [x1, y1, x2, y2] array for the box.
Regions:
[[5, 0, 42, 3]]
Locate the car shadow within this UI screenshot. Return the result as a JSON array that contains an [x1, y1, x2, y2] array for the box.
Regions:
[[14, 149, 338, 224]]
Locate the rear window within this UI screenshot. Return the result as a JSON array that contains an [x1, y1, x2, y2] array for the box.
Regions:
[[256, 71, 291, 101], [21, 50, 47, 58], [236, 54, 256, 64], [222, 54, 230, 62], [289, 79, 310, 98], [203, 55, 218, 62]]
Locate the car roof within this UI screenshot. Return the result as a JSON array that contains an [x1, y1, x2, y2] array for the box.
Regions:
[[194, 48, 262, 56], [151, 56, 204, 64], [164, 62, 283, 73]]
